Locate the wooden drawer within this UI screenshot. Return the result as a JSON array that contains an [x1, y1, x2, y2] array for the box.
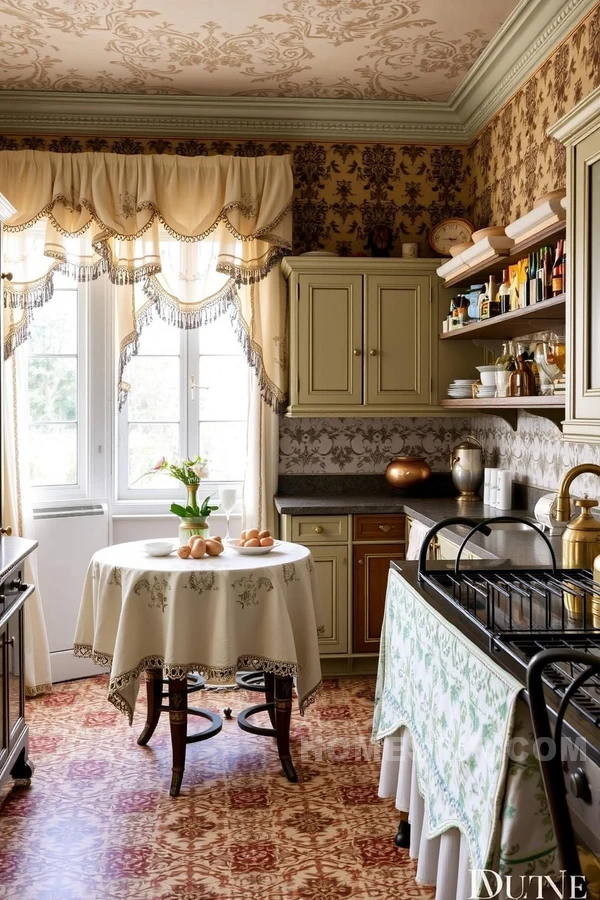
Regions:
[[353, 515, 405, 542], [290, 515, 348, 544]]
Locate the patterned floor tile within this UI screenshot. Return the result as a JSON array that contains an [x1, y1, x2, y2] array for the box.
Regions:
[[0, 675, 433, 899]]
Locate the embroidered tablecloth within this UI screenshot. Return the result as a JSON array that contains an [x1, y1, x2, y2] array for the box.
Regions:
[[373, 568, 558, 897], [75, 540, 322, 722]]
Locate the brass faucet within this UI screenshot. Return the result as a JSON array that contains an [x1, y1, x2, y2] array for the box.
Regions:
[[556, 464, 600, 521]]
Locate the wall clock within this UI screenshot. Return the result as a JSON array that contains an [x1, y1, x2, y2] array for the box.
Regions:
[[429, 218, 474, 256]]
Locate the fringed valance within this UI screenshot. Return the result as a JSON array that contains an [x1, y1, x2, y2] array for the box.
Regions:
[[0, 151, 292, 410]]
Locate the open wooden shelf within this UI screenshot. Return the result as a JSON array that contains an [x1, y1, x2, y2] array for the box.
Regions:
[[440, 395, 565, 410], [439, 293, 566, 340], [442, 219, 566, 289]]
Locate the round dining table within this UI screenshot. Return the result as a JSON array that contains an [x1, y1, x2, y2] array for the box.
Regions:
[[74, 538, 322, 795]]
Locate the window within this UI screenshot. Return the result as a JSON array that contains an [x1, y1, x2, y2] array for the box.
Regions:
[[27, 276, 88, 500], [118, 313, 250, 503]]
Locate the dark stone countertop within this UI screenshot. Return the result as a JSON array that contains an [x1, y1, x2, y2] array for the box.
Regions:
[[275, 491, 563, 568], [0, 536, 38, 581]]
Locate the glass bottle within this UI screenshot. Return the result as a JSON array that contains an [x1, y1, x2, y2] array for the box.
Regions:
[[509, 353, 536, 397], [552, 239, 564, 296], [495, 342, 510, 367], [498, 269, 511, 315], [543, 246, 553, 300]]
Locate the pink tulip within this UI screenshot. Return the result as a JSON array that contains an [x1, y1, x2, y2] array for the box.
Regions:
[[153, 456, 166, 470]]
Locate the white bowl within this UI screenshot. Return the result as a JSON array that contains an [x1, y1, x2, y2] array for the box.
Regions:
[[477, 365, 505, 387], [143, 540, 176, 557], [229, 540, 280, 556]]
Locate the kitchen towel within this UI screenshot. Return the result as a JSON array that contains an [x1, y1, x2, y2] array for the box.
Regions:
[[406, 519, 433, 560]]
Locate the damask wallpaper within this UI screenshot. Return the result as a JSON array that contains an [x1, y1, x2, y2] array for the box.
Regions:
[[470, 1, 600, 227], [0, 134, 471, 256], [279, 416, 474, 474]]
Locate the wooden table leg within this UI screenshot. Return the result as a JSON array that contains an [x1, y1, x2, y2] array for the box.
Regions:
[[263, 671, 277, 730], [168, 677, 188, 797], [137, 668, 163, 746], [274, 675, 298, 783]]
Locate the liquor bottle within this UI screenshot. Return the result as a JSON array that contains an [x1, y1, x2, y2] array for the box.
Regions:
[[552, 239, 564, 296], [529, 251, 538, 304], [543, 246, 553, 300], [537, 248, 546, 303], [498, 269, 511, 315]]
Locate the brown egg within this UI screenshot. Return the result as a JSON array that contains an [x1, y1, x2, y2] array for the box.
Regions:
[[246, 529, 259, 539], [205, 540, 224, 556], [245, 538, 260, 547], [258, 530, 270, 539], [212, 536, 222, 543], [259, 537, 274, 547], [190, 539, 206, 559], [188, 534, 206, 549], [240, 531, 247, 541], [177, 546, 191, 559]]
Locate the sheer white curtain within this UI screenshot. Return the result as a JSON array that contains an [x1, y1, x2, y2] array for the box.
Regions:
[[2, 318, 51, 695]]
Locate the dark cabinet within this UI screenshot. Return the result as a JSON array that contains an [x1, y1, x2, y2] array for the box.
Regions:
[[0, 566, 35, 788], [352, 515, 405, 654]]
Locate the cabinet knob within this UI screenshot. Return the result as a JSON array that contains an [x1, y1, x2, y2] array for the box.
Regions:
[[369, 349, 377, 357], [358, 558, 364, 565], [378, 524, 391, 532], [0, 636, 14, 649], [313, 525, 324, 534], [0, 526, 12, 536], [353, 349, 361, 357], [1, 272, 13, 282]]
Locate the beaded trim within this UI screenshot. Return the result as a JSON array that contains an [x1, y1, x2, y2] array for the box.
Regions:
[[73, 643, 306, 725]]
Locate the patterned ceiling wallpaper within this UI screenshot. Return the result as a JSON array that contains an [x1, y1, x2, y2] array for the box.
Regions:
[[0, 0, 518, 102], [470, 1, 600, 228], [0, 135, 470, 257]]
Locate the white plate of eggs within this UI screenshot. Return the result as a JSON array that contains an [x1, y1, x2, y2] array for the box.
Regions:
[[229, 528, 278, 555]]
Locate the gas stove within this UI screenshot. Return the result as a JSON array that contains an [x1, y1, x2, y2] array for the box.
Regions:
[[416, 515, 600, 855]]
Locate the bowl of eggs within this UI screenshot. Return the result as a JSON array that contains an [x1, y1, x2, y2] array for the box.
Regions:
[[230, 528, 278, 555]]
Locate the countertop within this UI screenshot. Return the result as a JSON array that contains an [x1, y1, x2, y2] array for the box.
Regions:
[[0, 536, 38, 581], [275, 493, 563, 567]]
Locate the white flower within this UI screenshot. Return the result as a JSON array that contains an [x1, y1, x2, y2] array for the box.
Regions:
[[191, 462, 209, 479]]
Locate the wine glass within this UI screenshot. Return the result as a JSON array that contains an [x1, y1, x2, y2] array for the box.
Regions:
[[219, 487, 237, 541]]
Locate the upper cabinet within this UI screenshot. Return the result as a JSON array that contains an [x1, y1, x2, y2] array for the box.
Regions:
[[282, 257, 482, 417], [551, 85, 600, 442]]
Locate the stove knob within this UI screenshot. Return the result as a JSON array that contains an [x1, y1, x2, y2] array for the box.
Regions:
[[569, 767, 592, 804]]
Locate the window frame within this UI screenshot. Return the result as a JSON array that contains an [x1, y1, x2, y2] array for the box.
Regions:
[[28, 278, 90, 505], [114, 318, 247, 516]]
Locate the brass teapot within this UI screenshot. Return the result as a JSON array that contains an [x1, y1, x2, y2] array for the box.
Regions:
[[556, 465, 600, 568]]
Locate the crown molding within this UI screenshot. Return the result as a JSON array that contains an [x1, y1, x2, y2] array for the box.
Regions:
[[0, 93, 467, 144], [0, 0, 595, 145], [548, 83, 600, 143], [450, 0, 599, 140]]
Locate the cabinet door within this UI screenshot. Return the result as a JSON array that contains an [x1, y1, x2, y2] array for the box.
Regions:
[[0, 624, 7, 766], [353, 544, 404, 653], [310, 544, 348, 655], [364, 274, 431, 406], [6, 607, 23, 740], [297, 274, 363, 406], [570, 129, 600, 429]]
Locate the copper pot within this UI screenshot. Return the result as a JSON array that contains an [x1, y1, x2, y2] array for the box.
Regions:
[[385, 456, 431, 489]]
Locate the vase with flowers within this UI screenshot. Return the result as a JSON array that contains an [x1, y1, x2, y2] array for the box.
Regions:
[[141, 455, 219, 544]]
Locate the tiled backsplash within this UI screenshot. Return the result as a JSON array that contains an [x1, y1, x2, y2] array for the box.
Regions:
[[279, 417, 475, 474], [279, 413, 600, 500], [470, 413, 600, 500]]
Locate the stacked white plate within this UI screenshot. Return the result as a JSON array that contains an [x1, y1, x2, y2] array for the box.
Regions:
[[447, 378, 477, 399], [475, 385, 497, 399]]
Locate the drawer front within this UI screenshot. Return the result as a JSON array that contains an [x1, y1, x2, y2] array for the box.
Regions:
[[353, 515, 405, 542], [291, 515, 348, 544]]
